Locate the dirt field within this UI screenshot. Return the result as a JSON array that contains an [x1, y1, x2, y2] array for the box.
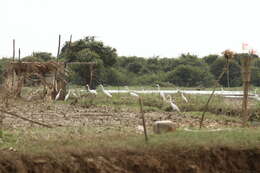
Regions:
[[0, 98, 259, 172], [1, 98, 241, 130]]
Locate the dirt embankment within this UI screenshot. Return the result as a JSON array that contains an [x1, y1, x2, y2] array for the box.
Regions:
[[0, 147, 259, 173]]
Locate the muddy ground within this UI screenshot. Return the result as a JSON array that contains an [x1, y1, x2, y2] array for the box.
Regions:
[[1, 98, 240, 130], [0, 99, 258, 173], [0, 147, 260, 173]]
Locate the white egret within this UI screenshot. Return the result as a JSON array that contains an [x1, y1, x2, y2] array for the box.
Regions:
[[100, 84, 112, 97], [156, 84, 166, 101], [167, 95, 181, 113], [125, 86, 139, 97], [55, 89, 62, 101], [72, 91, 79, 98], [64, 90, 71, 101], [86, 84, 97, 95], [254, 89, 260, 101], [181, 92, 188, 103], [177, 89, 188, 103]]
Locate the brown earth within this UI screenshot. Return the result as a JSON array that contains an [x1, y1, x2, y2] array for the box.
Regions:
[[0, 147, 259, 173], [1, 98, 240, 130], [0, 98, 255, 173]]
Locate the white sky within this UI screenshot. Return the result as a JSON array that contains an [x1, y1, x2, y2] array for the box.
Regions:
[[1, 0, 260, 58]]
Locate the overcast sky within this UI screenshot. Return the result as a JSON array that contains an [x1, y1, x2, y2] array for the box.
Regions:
[[1, 0, 260, 58]]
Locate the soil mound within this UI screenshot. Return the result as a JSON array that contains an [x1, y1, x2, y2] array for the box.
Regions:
[[0, 147, 259, 173]]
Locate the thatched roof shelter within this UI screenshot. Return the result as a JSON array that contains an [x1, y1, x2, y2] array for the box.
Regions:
[[6, 61, 63, 75], [4, 61, 96, 100]]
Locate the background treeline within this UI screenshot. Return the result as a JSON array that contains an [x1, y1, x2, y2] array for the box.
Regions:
[[1, 36, 260, 88]]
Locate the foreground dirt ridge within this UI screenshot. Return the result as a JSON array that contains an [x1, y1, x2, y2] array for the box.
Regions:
[[0, 147, 259, 173]]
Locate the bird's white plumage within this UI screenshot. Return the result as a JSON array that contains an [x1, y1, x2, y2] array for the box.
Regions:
[[100, 85, 112, 97], [125, 86, 139, 97], [167, 96, 181, 112], [130, 92, 139, 97], [64, 90, 71, 101], [181, 92, 188, 103], [55, 89, 62, 101], [156, 84, 166, 101], [254, 89, 260, 101], [86, 84, 97, 95], [72, 91, 78, 98]]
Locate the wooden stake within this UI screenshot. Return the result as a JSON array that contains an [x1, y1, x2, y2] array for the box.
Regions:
[[138, 96, 148, 142], [69, 34, 72, 47], [57, 34, 61, 62], [18, 48, 21, 62], [200, 60, 229, 128], [54, 35, 61, 93], [89, 65, 93, 88], [11, 39, 15, 89], [12, 39, 15, 61], [226, 59, 230, 88], [241, 55, 252, 127]]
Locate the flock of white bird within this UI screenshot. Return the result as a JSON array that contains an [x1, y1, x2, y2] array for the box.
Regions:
[[54, 84, 188, 113], [51, 84, 260, 114]]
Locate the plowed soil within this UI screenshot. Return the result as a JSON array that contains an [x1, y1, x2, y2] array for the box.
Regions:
[[0, 99, 258, 173]]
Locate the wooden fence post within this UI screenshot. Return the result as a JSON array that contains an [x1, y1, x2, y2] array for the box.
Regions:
[[138, 97, 148, 142], [241, 54, 252, 127]]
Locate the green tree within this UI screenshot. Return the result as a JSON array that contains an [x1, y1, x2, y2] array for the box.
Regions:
[[127, 62, 143, 73], [167, 65, 214, 87], [22, 52, 55, 62], [60, 36, 118, 86], [60, 36, 117, 67], [203, 54, 219, 65], [210, 57, 242, 87]]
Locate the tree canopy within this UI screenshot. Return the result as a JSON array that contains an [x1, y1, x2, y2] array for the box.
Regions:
[[1, 37, 259, 87]]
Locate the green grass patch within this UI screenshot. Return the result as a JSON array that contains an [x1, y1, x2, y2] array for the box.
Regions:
[[1, 127, 260, 154]]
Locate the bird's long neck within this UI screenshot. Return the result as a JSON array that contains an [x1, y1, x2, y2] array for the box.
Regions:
[[169, 96, 173, 103], [87, 85, 90, 91]]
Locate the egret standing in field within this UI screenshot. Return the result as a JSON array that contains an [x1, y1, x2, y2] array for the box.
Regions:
[[156, 84, 166, 101], [125, 86, 139, 97], [254, 89, 260, 101], [55, 89, 62, 101], [167, 95, 181, 113], [100, 84, 112, 98], [64, 90, 71, 101], [180, 90, 188, 103], [86, 84, 98, 95]]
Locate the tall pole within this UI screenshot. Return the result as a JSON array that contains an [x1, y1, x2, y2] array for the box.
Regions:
[[12, 39, 15, 61], [57, 34, 61, 62], [18, 48, 21, 62], [226, 58, 230, 88], [54, 35, 61, 93], [199, 50, 233, 128], [11, 39, 16, 89], [69, 34, 72, 47], [138, 97, 148, 142], [241, 54, 252, 127]]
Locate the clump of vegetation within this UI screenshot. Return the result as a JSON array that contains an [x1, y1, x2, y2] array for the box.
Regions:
[[1, 36, 260, 88]]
